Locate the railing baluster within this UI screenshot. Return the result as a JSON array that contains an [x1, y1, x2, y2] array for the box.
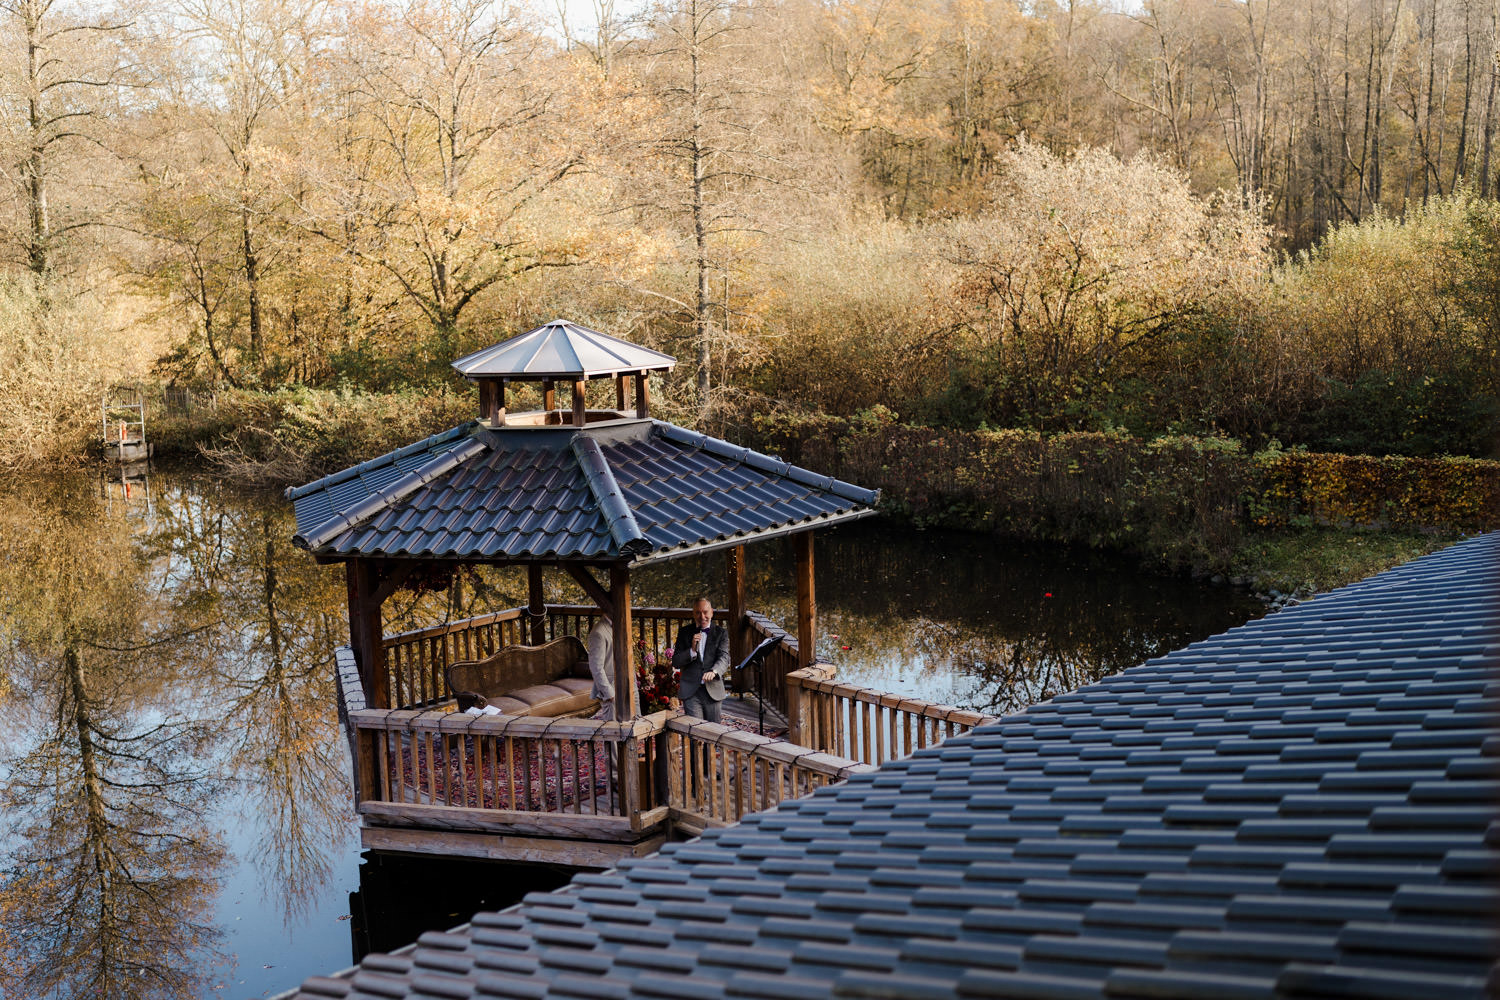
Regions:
[[456, 732, 470, 805], [518, 740, 531, 810], [503, 736, 517, 810]]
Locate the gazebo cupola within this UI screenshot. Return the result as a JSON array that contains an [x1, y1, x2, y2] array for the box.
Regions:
[[452, 318, 677, 427]]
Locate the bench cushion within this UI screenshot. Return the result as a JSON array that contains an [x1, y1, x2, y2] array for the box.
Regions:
[[445, 635, 597, 718], [506, 683, 595, 717]]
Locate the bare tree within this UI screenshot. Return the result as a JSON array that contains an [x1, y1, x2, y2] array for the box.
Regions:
[[555, 0, 628, 79], [631, 0, 794, 418], [156, 0, 328, 375], [305, 0, 585, 362], [0, 0, 133, 274]]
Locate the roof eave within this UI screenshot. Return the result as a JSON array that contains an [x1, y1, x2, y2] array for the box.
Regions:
[[628, 507, 879, 568]]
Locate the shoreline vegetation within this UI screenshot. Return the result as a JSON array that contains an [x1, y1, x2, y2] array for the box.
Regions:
[[117, 385, 1496, 599]]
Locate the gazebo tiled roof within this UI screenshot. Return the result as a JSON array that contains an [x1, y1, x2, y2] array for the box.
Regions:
[[286, 533, 1499, 999], [286, 418, 879, 564]]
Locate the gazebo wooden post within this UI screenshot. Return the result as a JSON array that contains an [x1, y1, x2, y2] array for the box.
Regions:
[[610, 564, 636, 720], [725, 544, 748, 685], [479, 380, 497, 422], [543, 379, 556, 412], [528, 564, 547, 645], [572, 378, 587, 426], [635, 371, 649, 418], [615, 375, 626, 410], [346, 558, 388, 709], [795, 533, 816, 668]]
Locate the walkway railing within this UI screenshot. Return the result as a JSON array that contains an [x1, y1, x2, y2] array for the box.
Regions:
[[662, 716, 874, 834], [342, 606, 995, 858], [787, 665, 995, 765]]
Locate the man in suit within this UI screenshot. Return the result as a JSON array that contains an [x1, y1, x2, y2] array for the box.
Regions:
[[673, 597, 729, 722]]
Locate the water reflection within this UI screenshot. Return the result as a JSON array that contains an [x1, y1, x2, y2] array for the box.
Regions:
[[628, 525, 1263, 715], [0, 471, 1262, 997], [151, 498, 354, 926], [350, 855, 573, 960], [0, 478, 226, 999]]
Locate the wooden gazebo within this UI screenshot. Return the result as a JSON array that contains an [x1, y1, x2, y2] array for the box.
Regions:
[[289, 319, 878, 723], [279, 321, 1006, 864]]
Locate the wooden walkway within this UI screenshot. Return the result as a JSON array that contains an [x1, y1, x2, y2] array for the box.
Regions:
[[720, 692, 788, 739]]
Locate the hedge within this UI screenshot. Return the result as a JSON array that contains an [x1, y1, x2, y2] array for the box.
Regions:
[[743, 411, 1499, 569], [1251, 450, 1500, 531]]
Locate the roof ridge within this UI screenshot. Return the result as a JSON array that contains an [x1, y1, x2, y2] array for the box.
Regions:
[[571, 435, 650, 558], [652, 421, 880, 507], [294, 434, 488, 551], [284, 421, 478, 501]]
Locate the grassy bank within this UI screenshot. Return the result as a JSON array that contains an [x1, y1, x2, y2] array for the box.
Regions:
[[1225, 530, 1459, 596]]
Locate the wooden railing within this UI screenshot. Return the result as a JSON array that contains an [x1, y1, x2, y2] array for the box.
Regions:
[[788, 666, 996, 765], [382, 608, 527, 709], [380, 605, 729, 713], [542, 604, 723, 669], [661, 716, 875, 835], [340, 607, 996, 857], [339, 644, 876, 844], [343, 643, 665, 837]]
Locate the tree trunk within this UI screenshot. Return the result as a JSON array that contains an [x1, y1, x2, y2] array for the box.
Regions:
[[690, 0, 712, 420], [23, 2, 49, 275], [1479, 3, 1499, 195], [241, 198, 263, 370]]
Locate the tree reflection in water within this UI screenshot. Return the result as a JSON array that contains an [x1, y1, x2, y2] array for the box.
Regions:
[[145, 485, 356, 926], [0, 478, 226, 999]]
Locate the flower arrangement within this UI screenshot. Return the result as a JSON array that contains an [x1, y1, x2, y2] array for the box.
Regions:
[[636, 640, 679, 713]]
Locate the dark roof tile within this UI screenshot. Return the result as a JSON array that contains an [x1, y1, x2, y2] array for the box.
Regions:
[[289, 420, 877, 562]]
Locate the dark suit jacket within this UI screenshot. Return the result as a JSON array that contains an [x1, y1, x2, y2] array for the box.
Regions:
[[673, 623, 729, 702]]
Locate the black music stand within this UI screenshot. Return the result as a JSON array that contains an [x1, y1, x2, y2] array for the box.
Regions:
[[734, 634, 785, 735]]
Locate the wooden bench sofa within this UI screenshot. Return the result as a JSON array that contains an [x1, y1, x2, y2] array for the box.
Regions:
[[445, 635, 598, 718]]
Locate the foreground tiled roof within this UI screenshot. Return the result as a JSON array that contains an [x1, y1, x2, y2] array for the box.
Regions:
[[290, 533, 1499, 999], [286, 418, 878, 563]]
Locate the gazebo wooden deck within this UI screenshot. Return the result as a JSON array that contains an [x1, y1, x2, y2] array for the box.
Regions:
[[336, 604, 993, 865], [293, 320, 993, 865]]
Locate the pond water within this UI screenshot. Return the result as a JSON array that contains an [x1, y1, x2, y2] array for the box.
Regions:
[[0, 466, 1265, 1000]]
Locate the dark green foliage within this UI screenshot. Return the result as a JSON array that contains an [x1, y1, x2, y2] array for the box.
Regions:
[[1294, 366, 1500, 458], [748, 412, 1499, 574]]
